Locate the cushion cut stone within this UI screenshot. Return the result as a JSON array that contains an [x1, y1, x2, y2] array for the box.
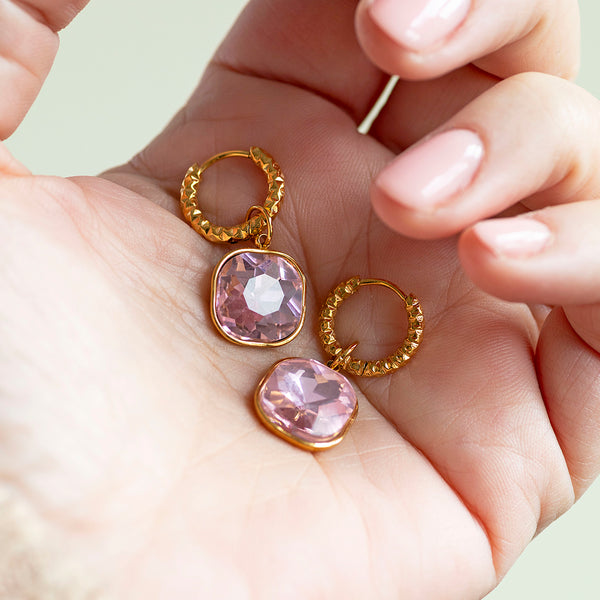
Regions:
[[213, 250, 304, 345], [255, 358, 357, 448]]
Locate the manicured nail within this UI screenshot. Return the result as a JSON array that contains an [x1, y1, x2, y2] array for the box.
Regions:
[[368, 0, 471, 52], [375, 129, 483, 211], [473, 218, 553, 258]]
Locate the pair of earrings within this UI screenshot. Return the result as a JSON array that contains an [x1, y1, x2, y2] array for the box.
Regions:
[[181, 147, 424, 451]]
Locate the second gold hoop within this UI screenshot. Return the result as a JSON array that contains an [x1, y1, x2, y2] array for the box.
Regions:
[[319, 276, 424, 377], [254, 275, 425, 451]]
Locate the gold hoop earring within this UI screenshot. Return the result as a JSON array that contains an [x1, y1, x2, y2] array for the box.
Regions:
[[254, 276, 424, 451], [180, 147, 306, 347]]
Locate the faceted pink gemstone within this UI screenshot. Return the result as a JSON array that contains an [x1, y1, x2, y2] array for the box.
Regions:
[[255, 358, 357, 447], [213, 250, 304, 345]]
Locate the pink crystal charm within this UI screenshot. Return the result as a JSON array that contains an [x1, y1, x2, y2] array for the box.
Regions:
[[255, 358, 358, 449], [212, 249, 305, 346]]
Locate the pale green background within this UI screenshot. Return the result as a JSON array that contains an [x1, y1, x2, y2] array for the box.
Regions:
[[5, 2, 600, 598]]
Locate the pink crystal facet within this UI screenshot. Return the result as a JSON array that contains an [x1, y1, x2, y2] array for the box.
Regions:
[[256, 358, 357, 446], [213, 251, 304, 344]]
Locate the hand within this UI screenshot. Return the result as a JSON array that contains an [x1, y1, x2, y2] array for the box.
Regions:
[[1, 1, 597, 598]]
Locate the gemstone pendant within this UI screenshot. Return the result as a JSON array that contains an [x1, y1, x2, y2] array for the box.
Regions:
[[254, 358, 358, 450], [211, 248, 306, 347]]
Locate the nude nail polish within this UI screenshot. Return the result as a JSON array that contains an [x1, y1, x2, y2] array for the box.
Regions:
[[473, 219, 553, 258], [368, 0, 471, 52], [375, 129, 483, 211]]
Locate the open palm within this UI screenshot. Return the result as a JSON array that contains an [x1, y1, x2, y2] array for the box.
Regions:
[[2, 1, 599, 598]]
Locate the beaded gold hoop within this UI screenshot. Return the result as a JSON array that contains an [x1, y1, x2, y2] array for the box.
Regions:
[[180, 147, 284, 244], [319, 276, 424, 377]]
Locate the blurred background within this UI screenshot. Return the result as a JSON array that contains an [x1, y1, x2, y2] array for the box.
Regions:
[[5, 2, 600, 598]]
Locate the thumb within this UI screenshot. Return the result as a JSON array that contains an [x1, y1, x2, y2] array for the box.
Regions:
[[0, 0, 90, 140]]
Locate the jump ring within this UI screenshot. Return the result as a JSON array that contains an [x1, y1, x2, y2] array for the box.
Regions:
[[245, 205, 273, 249]]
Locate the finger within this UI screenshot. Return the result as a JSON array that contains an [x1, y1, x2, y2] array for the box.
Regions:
[[355, 0, 580, 81], [0, 0, 89, 140], [371, 73, 600, 239], [458, 200, 600, 306], [536, 307, 600, 499], [459, 197, 600, 497]]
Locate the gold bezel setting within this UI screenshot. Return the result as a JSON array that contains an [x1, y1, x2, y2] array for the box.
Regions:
[[254, 358, 359, 451], [211, 248, 307, 348]]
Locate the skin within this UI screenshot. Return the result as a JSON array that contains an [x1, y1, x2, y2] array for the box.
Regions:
[[1, 0, 599, 598]]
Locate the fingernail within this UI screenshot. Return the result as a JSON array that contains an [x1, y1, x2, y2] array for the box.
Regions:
[[375, 129, 483, 211], [368, 0, 471, 52], [473, 218, 553, 258]]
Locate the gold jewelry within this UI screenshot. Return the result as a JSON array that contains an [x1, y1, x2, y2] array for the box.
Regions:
[[254, 276, 424, 451], [181, 147, 306, 347], [319, 277, 424, 376]]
